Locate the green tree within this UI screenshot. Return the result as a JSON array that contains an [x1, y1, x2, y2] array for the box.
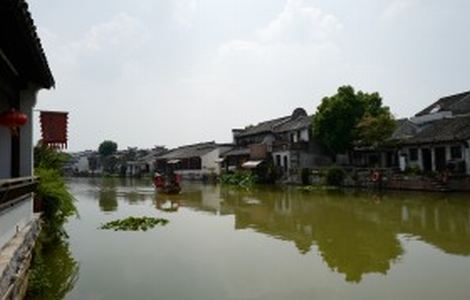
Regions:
[[98, 140, 118, 157], [313, 85, 391, 156], [98, 140, 118, 174], [356, 113, 396, 148]]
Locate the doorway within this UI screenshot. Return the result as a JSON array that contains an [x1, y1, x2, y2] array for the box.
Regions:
[[421, 148, 432, 172], [435, 147, 446, 171]]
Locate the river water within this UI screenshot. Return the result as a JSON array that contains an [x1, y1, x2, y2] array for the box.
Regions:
[[46, 177, 470, 300]]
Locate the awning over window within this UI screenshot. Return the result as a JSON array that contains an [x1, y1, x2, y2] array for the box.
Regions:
[[242, 160, 263, 169], [167, 159, 181, 164]]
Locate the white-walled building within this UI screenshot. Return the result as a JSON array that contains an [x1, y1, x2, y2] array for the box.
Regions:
[[0, 0, 55, 297], [223, 108, 331, 181], [397, 91, 470, 174], [156, 142, 233, 179]]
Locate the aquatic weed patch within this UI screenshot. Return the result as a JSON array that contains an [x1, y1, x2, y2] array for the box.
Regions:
[[99, 217, 169, 231]]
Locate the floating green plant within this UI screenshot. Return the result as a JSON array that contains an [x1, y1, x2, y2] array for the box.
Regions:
[[99, 216, 169, 231]]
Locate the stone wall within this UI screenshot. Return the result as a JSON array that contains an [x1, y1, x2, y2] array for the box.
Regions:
[[0, 216, 40, 300], [346, 172, 470, 192]]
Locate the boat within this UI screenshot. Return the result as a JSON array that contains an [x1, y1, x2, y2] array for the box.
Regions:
[[153, 171, 181, 194]]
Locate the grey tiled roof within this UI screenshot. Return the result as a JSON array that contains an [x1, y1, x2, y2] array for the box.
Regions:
[[0, 0, 54, 88], [221, 147, 250, 157], [400, 115, 470, 145], [390, 118, 419, 141], [274, 115, 312, 133], [237, 116, 291, 137], [157, 142, 219, 159], [235, 108, 312, 137], [415, 91, 470, 116]]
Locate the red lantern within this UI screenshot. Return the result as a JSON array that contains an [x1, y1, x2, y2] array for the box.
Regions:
[[0, 108, 28, 135]]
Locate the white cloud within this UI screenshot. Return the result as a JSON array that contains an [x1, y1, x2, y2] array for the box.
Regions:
[[192, 0, 347, 126], [84, 13, 150, 52], [216, 0, 342, 64], [172, 0, 198, 28], [257, 0, 342, 43], [218, 40, 267, 57], [381, 0, 418, 21]]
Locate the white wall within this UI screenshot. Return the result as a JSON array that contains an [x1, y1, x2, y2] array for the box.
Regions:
[[201, 148, 221, 175], [0, 196, 33, 250], [19, 86, 37, 177], [273, 150, 289, 170], [77, 156, 89, 172], [0, 85, 38, 250], [410, 111, 452, 125], [300, 129, 309, 142]]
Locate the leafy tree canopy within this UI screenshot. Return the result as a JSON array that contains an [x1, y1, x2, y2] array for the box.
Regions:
[[356, 113, 396, 148], [98, 140, 118, 157], [313, 85, 392, 155]]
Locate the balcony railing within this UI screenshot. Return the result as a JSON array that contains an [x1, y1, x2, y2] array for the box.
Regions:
[[0, 176, 37, 213]]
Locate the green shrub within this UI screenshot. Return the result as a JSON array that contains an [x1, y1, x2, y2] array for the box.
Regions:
[[219, 170, 258, 187], [34, 142, 70, 171], [404, 165, 422, 176], [325, 167, 345, 186], [28, 144, 78, 298], [36, 167, 77, 237]]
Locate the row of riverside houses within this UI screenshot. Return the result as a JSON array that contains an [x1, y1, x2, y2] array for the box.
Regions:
[[155, 91, 470, 187], [65, 146, 168, 177], [68, 91, 470, 187], [154, 108, 331, 183], [0, 0, 55, 298], [353, 91, 470, 175]]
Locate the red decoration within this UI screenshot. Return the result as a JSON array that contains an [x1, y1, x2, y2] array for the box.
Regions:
[[40, 111, 68, 149], [0, 108, 28, 127]]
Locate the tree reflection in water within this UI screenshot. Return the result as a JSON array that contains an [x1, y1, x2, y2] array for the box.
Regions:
[[98, 178, 118, 212], [180, 185, 470, 283], [26, 235, 79, 300]]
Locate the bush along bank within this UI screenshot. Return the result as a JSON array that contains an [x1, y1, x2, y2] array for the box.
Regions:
[[219, 170, 259, 188], [26, 143, 78, 299]]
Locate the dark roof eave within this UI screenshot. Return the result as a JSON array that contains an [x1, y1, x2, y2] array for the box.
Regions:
[[398, 138, 468, 146], [1, 0, 55, 88]]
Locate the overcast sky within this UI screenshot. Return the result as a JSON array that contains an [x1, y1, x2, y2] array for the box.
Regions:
[[29, 0, 470, 151]]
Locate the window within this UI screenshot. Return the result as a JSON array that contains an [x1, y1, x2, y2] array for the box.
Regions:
[[451, 146, 462, 160], [409, 148, 418, 161], [276, 155, 281, 166]]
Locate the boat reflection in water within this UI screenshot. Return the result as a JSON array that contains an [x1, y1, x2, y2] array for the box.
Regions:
[[155, 196, 180, 213]]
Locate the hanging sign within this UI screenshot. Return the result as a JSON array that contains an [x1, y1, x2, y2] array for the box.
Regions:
[[40, 111, 68, 148]]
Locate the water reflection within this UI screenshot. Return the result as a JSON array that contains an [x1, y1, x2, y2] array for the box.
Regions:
[[88, 178, 470, 284], [155, 197, 180, 212], [97, 178, 118, 212], [175, 185, 470, 283], [27, 237, 79, 300]]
